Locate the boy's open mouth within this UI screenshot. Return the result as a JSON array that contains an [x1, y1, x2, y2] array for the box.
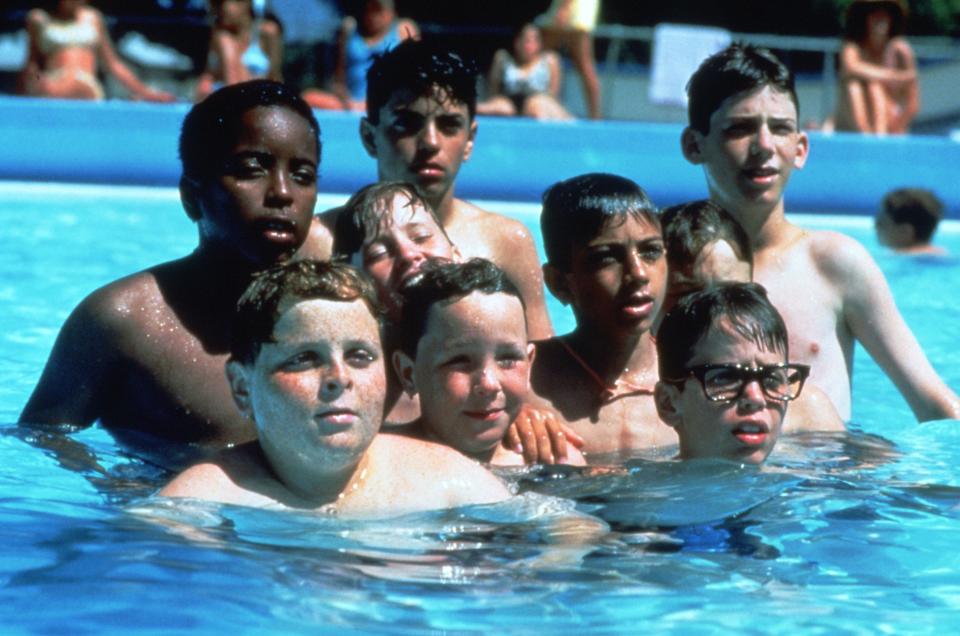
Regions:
[[733, 421, 769, 446], [256, 217, 298, 242]]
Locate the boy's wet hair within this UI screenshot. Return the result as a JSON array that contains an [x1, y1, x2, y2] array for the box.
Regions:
[[656, 282, 787, 381], [179, 79, 321, 181], [661, 199, 753, 274], [880, 188, 944, 243], [686, 43, 799, 135], [365, 37, 479, 123], [845, 0, 906, 42], [396, 258, 524, 356], [541, 173, 659, 271], [333, 181, 453, 260], [230, 260, 382, 365]]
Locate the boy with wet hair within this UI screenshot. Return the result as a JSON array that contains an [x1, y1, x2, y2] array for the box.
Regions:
[[876, 188, 946, 255], [393, 258, 586, 466], [307, 37, 554, 340], [21, 80, 324, 469], [529, 172, 677, 458], [681, 43, 959, 422], [333, 181, 459, 321], [660, 199, 753, 314], [655, 282, 806, 464], [660, 200, 844, 432], [161, 260, 510, 514]]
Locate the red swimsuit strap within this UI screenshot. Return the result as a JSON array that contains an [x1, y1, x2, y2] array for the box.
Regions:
[[557, 337, 655, 403]]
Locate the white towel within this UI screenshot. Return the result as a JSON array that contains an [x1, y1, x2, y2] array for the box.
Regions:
[[649, 23, 732, 107]]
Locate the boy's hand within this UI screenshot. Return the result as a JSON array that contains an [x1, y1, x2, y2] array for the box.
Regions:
[[503, 405, 585, 465]]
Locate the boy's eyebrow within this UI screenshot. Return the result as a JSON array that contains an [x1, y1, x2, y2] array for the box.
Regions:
[[230, 149, 318, 165]]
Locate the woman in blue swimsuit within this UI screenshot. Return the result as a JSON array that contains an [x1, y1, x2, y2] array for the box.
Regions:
[[195, 0, 284, 101]]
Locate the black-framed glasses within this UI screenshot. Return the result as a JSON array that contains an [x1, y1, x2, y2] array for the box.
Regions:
[[666, 363, 810, 403]]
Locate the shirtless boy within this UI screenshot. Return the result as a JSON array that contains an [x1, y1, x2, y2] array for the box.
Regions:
[[20, 80, 321, 467], [680, 43, 959, 422], [307, 37, 553, 340], [160, 260, 510, 514], [655, 282, 807, 464], [529, 173, 677, 458], [393, 258, 585, 466], [660, 199, 843, 432]]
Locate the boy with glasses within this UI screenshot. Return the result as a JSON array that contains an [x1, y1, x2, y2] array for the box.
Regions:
[[654, 282, 807, 464]]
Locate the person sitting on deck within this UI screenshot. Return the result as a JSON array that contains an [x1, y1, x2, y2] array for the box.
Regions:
[[20, 80, 322, 470], [160, 260, 511, 514], [680, 42, 959, 422], [19, 0, 174, 102], [303, 37, 554, 341]]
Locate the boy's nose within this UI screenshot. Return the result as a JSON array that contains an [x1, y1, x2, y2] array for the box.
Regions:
[[750, 126, 775, 156], [417, 121, 440, 150], [737, 379, 766, 411], [320, 360, 352, 400], [266, 170, 293, 205], [624, 252, 650, 282], [473, 365, 500, 395]]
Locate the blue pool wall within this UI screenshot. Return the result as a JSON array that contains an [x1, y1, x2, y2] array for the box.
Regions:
[[1, 95, 957, 218]]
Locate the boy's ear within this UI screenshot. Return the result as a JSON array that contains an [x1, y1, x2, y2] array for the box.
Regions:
[[462, 119, 478, 162], [226, 360, 253, 420], [680, 127, 705, 165], [391, 350, 418, 397], [359, 117, 378, 158], [654, 382, 683, 429], [793, 130, 810, 170], [524, 342, 536, 389], [179, 176, 202, 222], [542, 263, 572, 306]]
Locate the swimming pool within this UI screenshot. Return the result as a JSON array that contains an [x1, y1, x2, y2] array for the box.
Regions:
[[3, 181, 960, 634]]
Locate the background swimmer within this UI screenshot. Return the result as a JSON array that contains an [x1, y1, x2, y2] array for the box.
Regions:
[[160, 260, 510, 514], [875, 188, 947, 256], [394, 258, 585, 466], [655, 283, 806, 464]]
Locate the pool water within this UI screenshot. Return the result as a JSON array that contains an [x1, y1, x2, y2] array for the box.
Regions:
[[3, 182, 960, 634]]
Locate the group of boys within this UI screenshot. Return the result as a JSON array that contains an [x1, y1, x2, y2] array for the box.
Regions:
[[21, 39, 960, 516]]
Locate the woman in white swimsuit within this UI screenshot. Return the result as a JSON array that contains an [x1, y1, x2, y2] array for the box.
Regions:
[[20, 0, 174, 102], [478, 23, 572, 121]]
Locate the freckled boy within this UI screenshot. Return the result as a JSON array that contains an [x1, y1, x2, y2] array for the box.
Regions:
[[160, 260, 510, 514], [393, 258, 586, 466]]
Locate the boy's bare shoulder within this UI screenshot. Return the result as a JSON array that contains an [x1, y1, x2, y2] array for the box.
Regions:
[[371, 433, 510, 503], [802, 228, 876, 279], [159, 444, 274, 506], [76, 268, 169, 334], [454, 199, 534, 242]]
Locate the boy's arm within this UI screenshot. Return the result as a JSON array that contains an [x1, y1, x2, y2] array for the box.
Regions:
[[830, 237, 960, 421], [19, 295, 117, 428], [492, 220, 554, 340]]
